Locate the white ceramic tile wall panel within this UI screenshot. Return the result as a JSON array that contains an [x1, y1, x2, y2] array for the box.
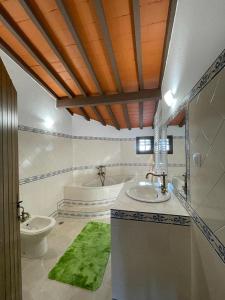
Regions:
[[197, 77, 223, 145], [210, 67, 225, 119], [73, 139, 120, 166], [167, 167, 185, 181], [112, 219, 190, 300], [72, 167, 122, 185], [161, 0, 225, 124], [120, 140, 154, 164], [0, 50, 72, 135], [19, 131, 73, 178], [120, 166, 153, 180], [20, 172, 72, 216], [189, 66, 225, 239], [188, 95, 201, 144], [208, 121, 225, 170], [168, 139, 185, 164], [191, 225, 225, 300]]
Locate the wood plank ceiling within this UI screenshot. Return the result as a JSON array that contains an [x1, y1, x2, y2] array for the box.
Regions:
[[0, 0, 179, 129]]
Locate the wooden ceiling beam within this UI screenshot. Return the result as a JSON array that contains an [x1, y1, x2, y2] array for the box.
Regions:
[[179, 117, 185, 127], [78, 107, 90, 121], [0, 38, 57, 99], [19, 0, 87, 96], [122, 104, 131, 130], [159, 0, 177, 86], [131, 0, 144, 90], [93, 0, 122, 93], [106, 105, 120, 130], [0, 5, 74, 98], [56, 0, 122, 129], [0, 40, 90, 120], [92, 106, 106, 126], [139, 101, 143, 129], [55, 0, 102, 95], [57, 88, 161, 108]]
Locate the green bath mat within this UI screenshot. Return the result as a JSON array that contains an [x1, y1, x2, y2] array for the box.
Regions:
[[48, 221, 110, 291]]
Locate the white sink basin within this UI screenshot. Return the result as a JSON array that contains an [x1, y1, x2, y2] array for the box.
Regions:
[[126, 183, 170, 203]]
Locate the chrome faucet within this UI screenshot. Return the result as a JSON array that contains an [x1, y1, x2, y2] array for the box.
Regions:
[[145, 171, 167, 194], [17, 201, 30, 222], [97, 165, 106, 186]]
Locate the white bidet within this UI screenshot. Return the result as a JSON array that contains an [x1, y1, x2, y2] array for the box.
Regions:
[[20, 215, 56, 258]]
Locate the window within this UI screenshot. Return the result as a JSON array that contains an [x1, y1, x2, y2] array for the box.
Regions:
[[136, 135, 173, 154], [136, 136, 154, 154]]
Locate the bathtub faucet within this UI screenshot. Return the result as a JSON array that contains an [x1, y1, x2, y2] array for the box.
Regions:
[[145, 171, 167, 194], [97, 165, 106, 186]]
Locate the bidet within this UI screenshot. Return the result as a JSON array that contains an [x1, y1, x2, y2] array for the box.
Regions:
[[20, 215, 56, 258]]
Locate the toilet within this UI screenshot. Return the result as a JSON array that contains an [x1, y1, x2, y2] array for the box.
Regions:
[[20, 215, 56, 258]]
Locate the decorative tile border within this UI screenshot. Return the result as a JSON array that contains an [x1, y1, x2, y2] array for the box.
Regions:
[[49, 210, 58, 218], [58, 210, 110, 219], [165, 48, 225, 126], [19, 163, 185, 185], [174, 189, 225, 264], [18, 124, 184, 141], [111, 209, 191, 226], [61, 198, 116, 207]]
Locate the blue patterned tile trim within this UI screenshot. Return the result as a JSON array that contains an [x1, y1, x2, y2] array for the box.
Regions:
[[111, 209, 191, 226], [166, 48, 225, 126], [58, 210, 110, 218], [19, 163, 185, 185], [18, 125, 184, 141], [174, 189, 225, 263]]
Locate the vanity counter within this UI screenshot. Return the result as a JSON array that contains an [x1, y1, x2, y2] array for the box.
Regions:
[[112, 179, 189, 217]]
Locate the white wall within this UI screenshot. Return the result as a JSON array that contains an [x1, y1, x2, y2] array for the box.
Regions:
[[161, 0, 225, 124], [72, 114, 154, 138], [0, 50, 72, 135]]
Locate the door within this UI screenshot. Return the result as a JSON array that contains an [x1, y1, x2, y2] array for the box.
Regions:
[[0, 58, 22, 299]]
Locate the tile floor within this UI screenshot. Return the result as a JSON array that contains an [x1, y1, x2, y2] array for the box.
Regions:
[[22, 217, 111, 300]]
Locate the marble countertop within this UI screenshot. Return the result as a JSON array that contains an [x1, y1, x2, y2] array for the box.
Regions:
[[112, 179, 189, 217]]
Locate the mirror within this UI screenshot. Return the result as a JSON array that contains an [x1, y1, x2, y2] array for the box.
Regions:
[[167, 109, 187, 200]]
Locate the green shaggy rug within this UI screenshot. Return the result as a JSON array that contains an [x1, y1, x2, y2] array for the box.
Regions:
[[48, 221, 110, 291]]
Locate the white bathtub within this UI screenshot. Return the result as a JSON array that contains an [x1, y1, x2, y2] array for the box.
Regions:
[[64, 175, 133, 201]]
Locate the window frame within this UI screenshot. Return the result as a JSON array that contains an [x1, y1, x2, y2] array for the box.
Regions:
[[167, 135, 173, 154], [136, 135, 173, 154], [136, 136, 154, 154]]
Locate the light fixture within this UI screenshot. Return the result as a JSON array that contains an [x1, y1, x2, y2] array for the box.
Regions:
[[164, 90, 176, 107], [43, 117, 54, 129]]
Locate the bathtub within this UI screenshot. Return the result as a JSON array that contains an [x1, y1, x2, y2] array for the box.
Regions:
[[64, 175, 133, 201]]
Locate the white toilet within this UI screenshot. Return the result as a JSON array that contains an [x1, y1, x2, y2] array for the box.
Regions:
[[20, 215, 56, 258]]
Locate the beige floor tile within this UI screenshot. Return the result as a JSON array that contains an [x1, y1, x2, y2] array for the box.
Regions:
[[22, 217, 111, 300]]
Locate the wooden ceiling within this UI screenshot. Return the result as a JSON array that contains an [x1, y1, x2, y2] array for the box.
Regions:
[[0, 0, 178, 129]]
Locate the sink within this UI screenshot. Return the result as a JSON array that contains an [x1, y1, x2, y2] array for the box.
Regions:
[[126, 182, 171, 203]]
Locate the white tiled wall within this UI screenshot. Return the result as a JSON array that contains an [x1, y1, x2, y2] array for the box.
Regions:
[[73, 139, 121, 167], [189, 66, 225, 299], [19, 131, 73, 179], [190, 67, 225, 232]]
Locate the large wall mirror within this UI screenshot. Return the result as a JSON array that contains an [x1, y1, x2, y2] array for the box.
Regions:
[[168, 109, 188, 201]]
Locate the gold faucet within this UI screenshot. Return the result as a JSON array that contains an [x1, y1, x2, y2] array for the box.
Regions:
[[145, 171, 167, 194]]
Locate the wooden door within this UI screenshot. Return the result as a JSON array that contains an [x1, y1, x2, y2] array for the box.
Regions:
[[0, 58, 22, 299]]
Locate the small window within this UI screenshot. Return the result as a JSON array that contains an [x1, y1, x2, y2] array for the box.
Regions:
[[136, 136, 154, 154]]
